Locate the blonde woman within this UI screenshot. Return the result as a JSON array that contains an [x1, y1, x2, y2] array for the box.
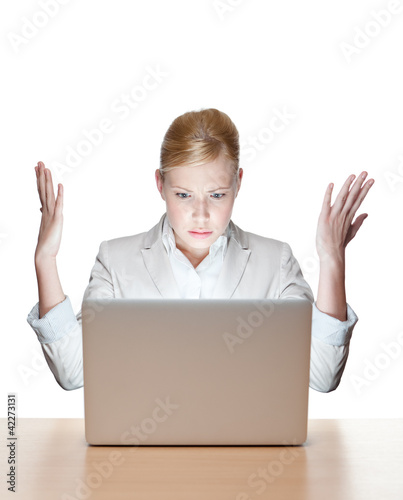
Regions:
[[27, 108, 374, 391]]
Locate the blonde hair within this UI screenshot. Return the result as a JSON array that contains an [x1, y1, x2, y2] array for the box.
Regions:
[[159, 108, 239, 181]]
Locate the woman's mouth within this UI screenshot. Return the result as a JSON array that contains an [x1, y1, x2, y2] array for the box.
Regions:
[[189, 231, 213, 239]]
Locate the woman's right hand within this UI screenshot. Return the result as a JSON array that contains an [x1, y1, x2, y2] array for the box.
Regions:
[[34, 161, 64, 261]]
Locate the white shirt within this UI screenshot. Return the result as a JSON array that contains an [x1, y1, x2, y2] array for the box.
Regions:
[[161, 214, 231, 299]]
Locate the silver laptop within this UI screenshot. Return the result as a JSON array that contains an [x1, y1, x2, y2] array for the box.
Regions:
[[82, 298, 312, 446]]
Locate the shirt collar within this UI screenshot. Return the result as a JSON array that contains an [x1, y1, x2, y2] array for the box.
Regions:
[[162, 214, 230, 262]]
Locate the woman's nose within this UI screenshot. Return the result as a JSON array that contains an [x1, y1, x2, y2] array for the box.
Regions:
[[192, 199, 209, 219]]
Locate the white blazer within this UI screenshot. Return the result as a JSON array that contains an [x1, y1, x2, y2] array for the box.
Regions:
[[27, 213, 358, 392]]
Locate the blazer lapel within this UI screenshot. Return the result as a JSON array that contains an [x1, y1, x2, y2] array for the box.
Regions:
[[212, 221, 251, 298], [140, 214, 181, 298]]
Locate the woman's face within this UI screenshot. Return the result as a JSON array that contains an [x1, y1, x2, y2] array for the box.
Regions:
[[155, 154, 243, 262]]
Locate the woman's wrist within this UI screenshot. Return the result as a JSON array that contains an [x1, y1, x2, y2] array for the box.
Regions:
[[318, 249, 346, 270], [317, 252, 347, 321], [35, 250, 57, 268]]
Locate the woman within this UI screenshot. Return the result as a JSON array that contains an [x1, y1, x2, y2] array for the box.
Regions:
[[27, 108, 374, 391]]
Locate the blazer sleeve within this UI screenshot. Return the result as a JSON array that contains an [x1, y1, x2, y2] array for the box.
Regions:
[[279, 242, 358, 393], [26, 241, 114, 390]]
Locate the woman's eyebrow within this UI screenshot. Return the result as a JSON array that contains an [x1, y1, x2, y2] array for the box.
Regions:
[[170, 186, 232, 191]]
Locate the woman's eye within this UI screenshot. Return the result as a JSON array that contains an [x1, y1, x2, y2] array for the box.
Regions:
[[175, 193, 225, 199]]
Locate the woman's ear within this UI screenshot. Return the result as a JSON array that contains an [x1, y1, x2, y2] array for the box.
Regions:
[[236, 168, 243, 197], [155, 169, 165, 200]]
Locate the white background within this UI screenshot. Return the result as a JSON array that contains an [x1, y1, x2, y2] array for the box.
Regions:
[[1, 0, 402, 418]]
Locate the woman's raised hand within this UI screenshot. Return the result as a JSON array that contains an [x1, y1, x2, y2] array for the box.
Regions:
[[316, 171, 374, 263], [34, 161, 64, 261]]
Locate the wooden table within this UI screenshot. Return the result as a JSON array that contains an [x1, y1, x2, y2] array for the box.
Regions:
[[1, 419, 402, 499]]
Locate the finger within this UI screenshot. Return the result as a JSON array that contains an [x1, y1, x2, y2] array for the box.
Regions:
[[348, 178, 374, 217], [320, 182, 333, 216], [35, 165, 40, 197], [346, 213, 368, 245], [341, 171, 368, 216], [55, 183, 63, 215], [44, 167, 56, 212], [331, 174, 356, 212], [37, 161, 47, 209], [36, 162, 42, 204]]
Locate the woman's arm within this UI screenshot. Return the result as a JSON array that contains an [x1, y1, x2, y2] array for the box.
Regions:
[[35, 255, 66, 318], [34, 161, 65, 317], [315, 171, 374, 321]]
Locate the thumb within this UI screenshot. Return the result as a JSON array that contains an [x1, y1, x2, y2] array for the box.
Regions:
[[346, 213, 368, 245]]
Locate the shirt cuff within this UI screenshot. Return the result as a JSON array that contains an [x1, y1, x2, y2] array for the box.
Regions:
[[312, 302, 358, 346], [26, 295, 78, 344]]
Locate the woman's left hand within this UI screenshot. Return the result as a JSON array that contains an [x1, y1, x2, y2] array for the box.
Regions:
[[316, 171, 374, 263]]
